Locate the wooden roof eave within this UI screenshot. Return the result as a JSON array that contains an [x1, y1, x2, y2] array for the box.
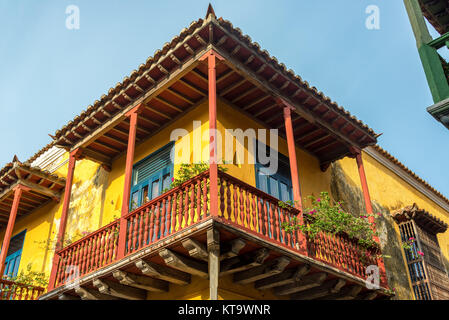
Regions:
[[54, 23, 213, 156], [210, 20, 377, 147]]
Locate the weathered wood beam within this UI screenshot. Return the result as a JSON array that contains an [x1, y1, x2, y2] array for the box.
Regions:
[[166, 88, 194, 105], [142, 104, 172, 121], [153, 96, 183, 113], [80, 147, 112, 165], [182, 238, 208, 261], [74, 286, 120, 300], [220, 248, 269, 276], [92, 278, 147, 300], [159, 249, 208, 278], [103, 133, 128, 146], [220, 78, 246, 96], [355, 291, 378, 300], [220, 238, 246, 260], [58, 294, 81, 300], [254, 102, 277, 117], [274, 272, 327, 296], [92, 140, 122, 153], [231, 86, 258, 103], [290, 278, 346, 300], [243, 95, 270, 111], [303, 133, 330, 149], [217, 69, 234, 84], [207, 228, 220, 301], [18, 180, 61, 202], [178, 78, 207, 96], [233, 256, 290, 285], [254, 264, 310, 290], [113, 270, 169, 293], [135, 259, 191, 285], [318, 284, 362, 300], [191, 69, 208, 83]]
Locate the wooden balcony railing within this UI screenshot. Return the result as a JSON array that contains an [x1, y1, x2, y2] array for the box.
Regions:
[[0, 279, 44, 300], [50, 170, 386, 289], [216, 171, 385, 286]]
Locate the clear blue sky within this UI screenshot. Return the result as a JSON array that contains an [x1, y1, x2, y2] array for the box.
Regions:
[[0, 1, 448, 198]]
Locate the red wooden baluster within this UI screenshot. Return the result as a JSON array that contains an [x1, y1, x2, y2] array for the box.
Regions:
[[269, 202, 275, 239], [155, 202, 161, 240], [202, 176, 208, 218], [79, 241, 86, 276], [167, 195, 172, 235], [189, 183, 195, 225], [177, 191, 183, 231], [183, 187, 189, 227], [56, 251, 64, 285], [127, 216, 134, 253], [196, 180, 202, 221], [279, 207, 286, 245], [160, 200, 166, 238], [158, 199, 167, 239], [173, 191, 179, 232], [263, 200, 269, 237], [66, 250, 74, 282], [239, 187, 245, 226], [250, 193, 256, 230], [95, 234, 101, 269], [139, 210, 145, 248], [104, 229, 110, 264], [89, 237, 95, 272], [111, 225, 117, 262], [274, 204, 280, 242], [143, 207, 150, 245], [257, 196, 263, 234], [219, 178, 225, 218], [245, 189, 250, 228], [233, 184, 238, 224], [226, 180, 232, 222], [74, 243, 82, 276], [133, 214, 139, 251]]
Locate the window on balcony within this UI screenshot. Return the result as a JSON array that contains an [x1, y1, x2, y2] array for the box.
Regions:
[[254, 142, 292, 202], [130, 142, 174, 211], [2, 230, 26, 278]]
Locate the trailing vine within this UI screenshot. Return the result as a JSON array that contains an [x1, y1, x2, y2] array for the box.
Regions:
[[280, 191, 381, 250]]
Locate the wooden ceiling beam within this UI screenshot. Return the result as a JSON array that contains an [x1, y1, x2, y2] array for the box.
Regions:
[[178, 78, 207, 96], [231, 86, 258, 103], [242, 95, 271, 111], [153, 96, 183, 113], [220, 78, 246, 96], [303, 133, 331, 149], [166, 88, 194, 105], [144, 104, 172, 120]]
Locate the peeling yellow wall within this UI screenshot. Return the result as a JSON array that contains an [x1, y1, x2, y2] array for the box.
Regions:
[[338, 151, 449, 272]]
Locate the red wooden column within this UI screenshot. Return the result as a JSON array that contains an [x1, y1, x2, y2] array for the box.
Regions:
[[117, 104, 144, 259], [355, 151, 387, 286], [0, 185, 28, 276], [48, 148, 82, 290], [281, 100, 307, 255], [200, 50, 224, 217]]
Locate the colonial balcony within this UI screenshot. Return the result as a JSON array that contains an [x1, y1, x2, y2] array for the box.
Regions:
[[41, 170, 390, 300], [0, 279, 44, 300]]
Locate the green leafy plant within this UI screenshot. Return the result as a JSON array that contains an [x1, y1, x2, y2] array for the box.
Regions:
[[2, 263, 48, 288], [281, 191, 380, 250]]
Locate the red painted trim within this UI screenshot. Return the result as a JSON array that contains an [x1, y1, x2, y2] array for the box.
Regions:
[[0, 186, 23, 276], [117, 104, 142, 259], [356, 153, 373, 215], [355, 152, 388, 287], [48, 149, 80, 290], [282, 103, 307, 255], [207, 53, 219, 217]]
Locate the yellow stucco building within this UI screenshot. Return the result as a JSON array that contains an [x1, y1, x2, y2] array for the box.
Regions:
[[1, 6, 448, 301]]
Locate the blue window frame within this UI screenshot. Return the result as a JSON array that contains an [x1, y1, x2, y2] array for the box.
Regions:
[[129, 142, 174, 211], [254, 142, 293, 202], [2, 230, 26, 278]]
